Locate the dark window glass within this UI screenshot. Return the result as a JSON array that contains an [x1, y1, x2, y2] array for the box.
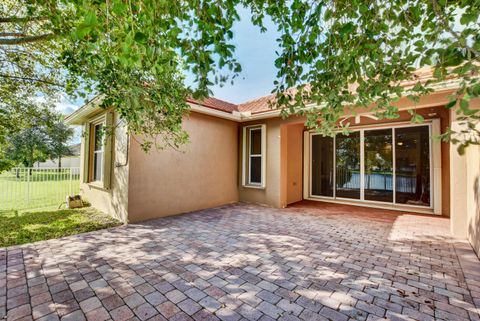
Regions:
[[94, 124, 103, 151], [248, 127, 263, 184], [311, 135, 334, 197], [335, 132, 361, 199], [364, 129, 393, 202], [250, 129, 262, 155], [250, 156, 262, 184], [395, 126, 430, 206]]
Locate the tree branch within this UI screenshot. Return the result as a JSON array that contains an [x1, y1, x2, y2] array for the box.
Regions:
[[0, 16, 46, 23], [430, 0, 480, 57], [0, 74, 63, 87], [0, 33, 54, 45], [0, 32, 26, 37]]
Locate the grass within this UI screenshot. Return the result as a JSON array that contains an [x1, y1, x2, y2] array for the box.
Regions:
[[0, 207, 122, 248], [0, 169, 80, 211]]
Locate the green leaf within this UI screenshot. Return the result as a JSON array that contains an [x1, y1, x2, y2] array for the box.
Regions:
[[445, 100, 457, 109], [460, 13, 477, 25], [134, 32, 148, 43], [84, 12, 97, 27], [112, 2, 127, 15]]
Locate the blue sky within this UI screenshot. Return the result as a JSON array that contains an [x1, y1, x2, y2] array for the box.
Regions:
[[59, 8, 280, 116], [203, 8, 280, 103], [62, 9, 280, 144]]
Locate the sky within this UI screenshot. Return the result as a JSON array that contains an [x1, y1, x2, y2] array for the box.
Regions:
[[196, 8, 280, 103], [56, 8, 280, 144], [56, 8, 280, 118]]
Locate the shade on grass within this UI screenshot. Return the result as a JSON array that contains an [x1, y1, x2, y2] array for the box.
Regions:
[[0, 207, 121, 247]]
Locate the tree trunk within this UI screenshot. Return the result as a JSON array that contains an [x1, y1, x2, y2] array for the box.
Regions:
[[27, 146, 34, 175], [58, 156, 62, 172]]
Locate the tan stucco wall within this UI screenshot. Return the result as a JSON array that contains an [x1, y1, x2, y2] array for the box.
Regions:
[[466, 143, 480, 256], [281, 123, 304, 206], [79, 111, 129, 223], [449, 99, 480, 257], [127, 112, 238, 222], [239, 116, 306, 207]]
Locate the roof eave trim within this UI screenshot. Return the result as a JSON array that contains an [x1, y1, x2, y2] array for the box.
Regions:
[[65, 95, 104, 125], [65, 78, 464, 125]]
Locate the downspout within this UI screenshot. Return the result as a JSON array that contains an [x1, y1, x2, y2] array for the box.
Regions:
[[115, 132, 130, 168]]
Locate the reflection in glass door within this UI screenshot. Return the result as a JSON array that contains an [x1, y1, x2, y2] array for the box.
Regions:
[[364, 129, 393, 202], [309, 124, 431, 208], [335, 132, 361, 199], [311, 135, 334, 197], [395, 126, 430, 206]]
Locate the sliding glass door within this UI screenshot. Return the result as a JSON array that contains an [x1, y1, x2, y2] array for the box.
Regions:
[[364, 129, 393, 202], [395, 126, 431, 206], [335, 132, 361, 199], [310, 124, 431, 208], [311, 135, 334, 197]]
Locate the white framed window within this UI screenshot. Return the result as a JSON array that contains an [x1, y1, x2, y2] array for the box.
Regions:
[[89, 118, 105, 183], [92, 122, 104, 182], [82, 111, 113, 189], [243, 124, 266, 188]]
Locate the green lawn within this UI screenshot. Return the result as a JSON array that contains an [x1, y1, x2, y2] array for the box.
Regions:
[[0, 169, 80, 211], [0, 207, 121, 247]]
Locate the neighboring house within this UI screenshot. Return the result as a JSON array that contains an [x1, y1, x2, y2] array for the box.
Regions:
[[35, 143, 81, 168], [66, 68, 480, 256]]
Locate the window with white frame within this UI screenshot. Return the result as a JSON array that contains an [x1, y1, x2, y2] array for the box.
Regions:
[[89, 120, 105, 183], [243, 125, 266, 187]]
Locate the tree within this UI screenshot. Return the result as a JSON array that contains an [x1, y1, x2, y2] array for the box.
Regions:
[[0, 96, 52, 171], [1, 1, 479, 152], [6, 126, 49, 168], [250, 0, 479, 153], [0, 99, 74, 171], [45, 115, 75, 170]]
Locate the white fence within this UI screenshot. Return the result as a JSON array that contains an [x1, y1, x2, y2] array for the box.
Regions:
[[0, 167, 80, 211]]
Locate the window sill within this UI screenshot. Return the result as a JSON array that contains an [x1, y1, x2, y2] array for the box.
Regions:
[[243, 184, 265, 190], [87, 182, 108, 191]]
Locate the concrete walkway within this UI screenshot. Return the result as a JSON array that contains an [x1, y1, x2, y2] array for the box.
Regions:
[[1, 202, 479, 321]]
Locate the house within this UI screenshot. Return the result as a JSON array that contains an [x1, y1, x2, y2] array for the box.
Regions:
[[35, 143, 81, 168], [65, 69, 480, 257]]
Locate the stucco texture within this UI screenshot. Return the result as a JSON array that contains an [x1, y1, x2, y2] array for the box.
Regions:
[[449, 99, 480, 256], [238, 116, 306, 208], [127, 112, 239, 222]]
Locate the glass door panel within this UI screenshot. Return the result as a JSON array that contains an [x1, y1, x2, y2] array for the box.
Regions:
[[335, 132, 360, 199], [364, 129, 393, 202], [311, 135, 334, 197], [395, 126, 430, 206]]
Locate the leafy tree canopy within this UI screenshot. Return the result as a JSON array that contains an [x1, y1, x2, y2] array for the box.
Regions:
[[1, 0, 479, 152], [0, 98, 74, 171]]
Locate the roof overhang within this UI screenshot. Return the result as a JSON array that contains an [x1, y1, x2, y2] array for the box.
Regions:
[[65, 96, 104, 125], [65, 77, 465, 125]]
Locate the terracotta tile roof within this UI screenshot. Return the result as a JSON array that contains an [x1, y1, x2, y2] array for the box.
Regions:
[[189, 67, 459, 115], [238, 93, 277, 114], [186, 97, 239, 113]]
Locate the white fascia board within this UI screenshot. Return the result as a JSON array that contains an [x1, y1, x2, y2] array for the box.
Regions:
[[188, 103, 240, 121], [65, 95, 104, 125]]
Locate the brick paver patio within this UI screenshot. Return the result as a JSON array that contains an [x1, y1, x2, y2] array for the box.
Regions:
[[1, 202, 480, 321]]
